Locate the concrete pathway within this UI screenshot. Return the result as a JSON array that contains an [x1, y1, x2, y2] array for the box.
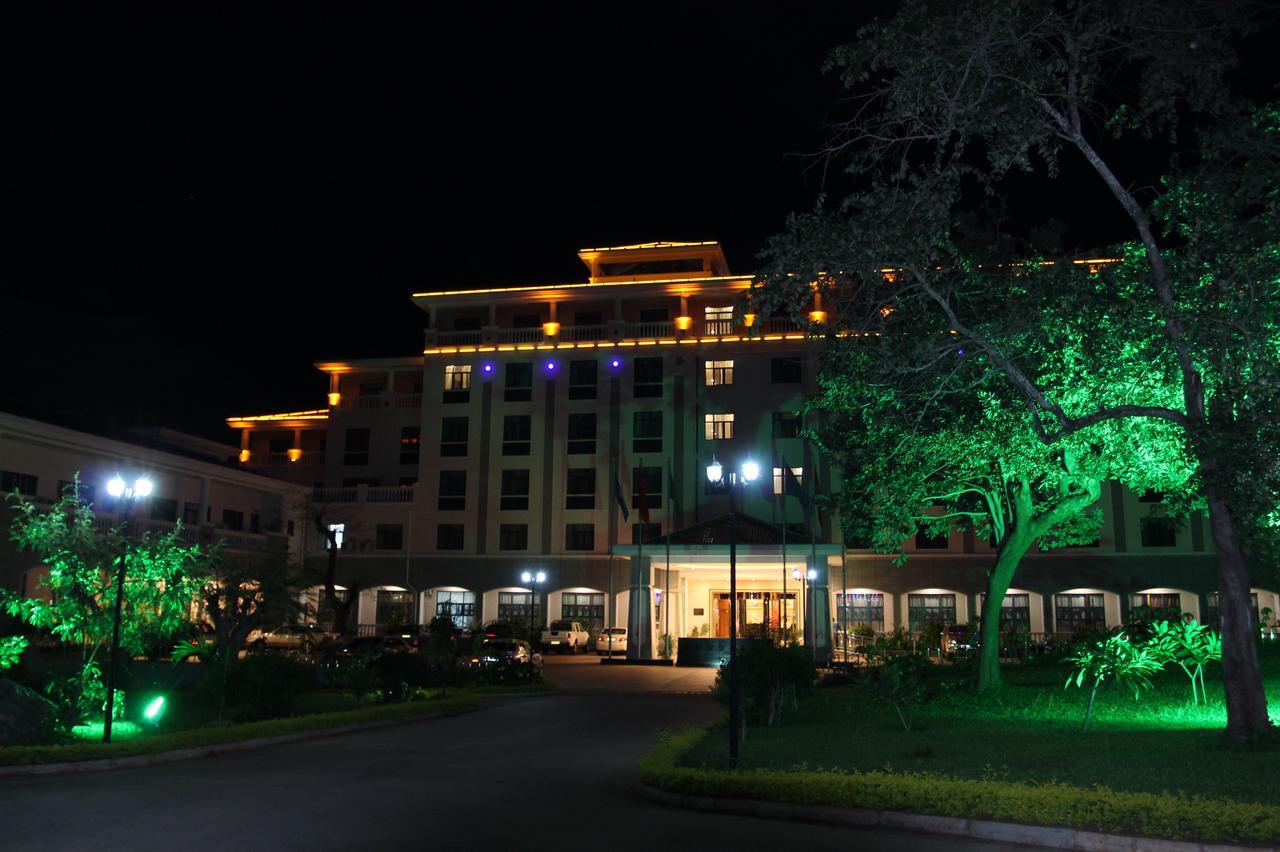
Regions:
[[0, 659, 1044, 851]]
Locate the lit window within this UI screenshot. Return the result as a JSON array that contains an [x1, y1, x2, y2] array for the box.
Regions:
[[772, 466, 802, 495], [704, 413, 734, 440], [705, 360, 734, 386], [704, 306, 734, 335], [326, 523, 344, 550], [444, 364, 472, 390]]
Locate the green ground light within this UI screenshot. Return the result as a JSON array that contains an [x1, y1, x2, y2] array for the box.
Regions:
[[143, 696, 166, 722]]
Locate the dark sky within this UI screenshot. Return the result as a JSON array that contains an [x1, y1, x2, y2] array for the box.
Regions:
[[2, 6, 896, 441], [3, 5, 1272, 443]]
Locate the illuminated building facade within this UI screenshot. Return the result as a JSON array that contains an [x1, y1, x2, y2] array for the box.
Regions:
[[229, 242, 1278, 655]]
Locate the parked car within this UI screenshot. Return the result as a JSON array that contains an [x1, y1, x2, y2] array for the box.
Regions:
[[251, 623, 327, 651], [466, 639, 542, 670], [330, 635, 413, 657], [481, 622, 517, 640], [943, 624, 974, 655], [596, 627, 628, 656], [540, 620, 589, 653]]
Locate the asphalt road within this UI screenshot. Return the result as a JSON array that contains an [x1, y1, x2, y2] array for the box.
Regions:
[[0, 658, 1044, 851]]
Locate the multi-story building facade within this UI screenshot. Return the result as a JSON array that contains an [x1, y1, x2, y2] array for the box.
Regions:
[[0, 406, 308, 596], [228, 241, 1279, 657]]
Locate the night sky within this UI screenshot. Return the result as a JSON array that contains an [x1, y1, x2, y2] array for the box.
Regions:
[[2, 5, 1271, 443]]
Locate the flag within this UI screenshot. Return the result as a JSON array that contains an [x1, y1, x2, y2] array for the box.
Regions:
[[613, 463, 630, 523], [783, 461, 809, 512], [636, 459, 651, 524]]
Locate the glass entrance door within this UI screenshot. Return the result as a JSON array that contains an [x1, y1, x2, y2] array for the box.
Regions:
[[713, 592, 797, 638]]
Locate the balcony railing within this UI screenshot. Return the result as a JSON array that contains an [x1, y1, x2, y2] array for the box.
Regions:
[[312, 485, 416, 504], [337, 394, 421, 411], [623, 320, 675, 339], [426, 316, 809, 349], [561, 323, 610, 342], [762, 317, 802, 334], [257, 452, 326, 467], [88, 514, 279, 551], [497, 327, 544, 344]]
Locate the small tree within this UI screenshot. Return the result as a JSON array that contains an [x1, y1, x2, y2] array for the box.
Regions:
[[1147, 620, 1222, 706], [4, 483, 208, 723], [1065, 633, 1163, 732]]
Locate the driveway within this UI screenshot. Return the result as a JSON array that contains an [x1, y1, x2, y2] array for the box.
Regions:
[[0, 662, 1044, 851]]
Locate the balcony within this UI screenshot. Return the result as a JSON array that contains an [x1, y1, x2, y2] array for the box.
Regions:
[[424, 316, 811, 352], [312, 484, 416, 504], [90, 514, 283, 553], [253, 452, 326, 467], [336, 394, 421, 411]]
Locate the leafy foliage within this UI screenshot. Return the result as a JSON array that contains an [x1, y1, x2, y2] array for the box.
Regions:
[[1065, 633, 1164, 731], [0, 635, 27, 670], [714, 640, 816, 726], [1147, 620, 1222, 706]]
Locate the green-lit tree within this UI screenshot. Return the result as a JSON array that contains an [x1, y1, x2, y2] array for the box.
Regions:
[[816, 343, 1190, 690], [759, 0, 1278, 741], [3, 484, 208, 719]]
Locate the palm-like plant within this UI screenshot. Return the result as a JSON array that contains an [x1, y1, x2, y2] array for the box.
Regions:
[[1147, 620, 1222, 705], [1065, 633, 1163, 731]]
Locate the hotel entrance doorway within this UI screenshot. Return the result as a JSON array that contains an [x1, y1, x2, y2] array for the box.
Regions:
[[713, 591, 797, 638]]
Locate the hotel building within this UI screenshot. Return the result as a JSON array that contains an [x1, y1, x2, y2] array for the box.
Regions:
[[226, 241, 1279, 658]]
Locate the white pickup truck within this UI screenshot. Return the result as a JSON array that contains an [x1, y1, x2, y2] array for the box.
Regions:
[[540, 620, 590, 653]]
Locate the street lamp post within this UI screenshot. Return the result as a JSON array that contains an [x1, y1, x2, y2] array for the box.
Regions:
[[103, 474, 153, 744], [706, 456, 759, 769], [520, 570, 545, 652]]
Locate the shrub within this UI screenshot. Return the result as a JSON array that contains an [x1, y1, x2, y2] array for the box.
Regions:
[[220, 655, 317, 721], [860, 656, 928, 731], [1064, 633, 1162, 731], [372, 653, 433, 702], [713, 640, 816, 726]]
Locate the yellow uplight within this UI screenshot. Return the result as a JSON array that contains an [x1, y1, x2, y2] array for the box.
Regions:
[[808, 310, 827, 323], [674, 316, 693, 331], [327, 392, 341, 407], [238, 449, 250, 463], [543, 321, 561, 336], [287, 448, 303, 462], [742, 312, 756, 327]]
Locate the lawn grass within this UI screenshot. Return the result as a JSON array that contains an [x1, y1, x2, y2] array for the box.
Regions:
[[0, 691, 485, 767], [680, 644, 1280, 806]]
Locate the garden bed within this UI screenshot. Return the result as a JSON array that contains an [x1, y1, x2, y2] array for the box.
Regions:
[[646, 648, 1280, 845]]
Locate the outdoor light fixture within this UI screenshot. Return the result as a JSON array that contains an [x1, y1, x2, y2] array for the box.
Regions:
[[238, 449, 251, 463], [143, 695, 166, 723], [608, 356, 622, 369], [742, 312, 757, 327], [480, 361, 496, 376], [543, 321, 560, 337], [807, 569, 817, 581], [287, 448, 303, 463], [674, 315, 693, 331], [740, 460, 760, 483], [102, 474, 154, 744], [327, 391, 341, 407], [543, 360, 557, 373], [808, 310, 827, 324], [705, 458, 723, 484], [519, 571, 546, 647]]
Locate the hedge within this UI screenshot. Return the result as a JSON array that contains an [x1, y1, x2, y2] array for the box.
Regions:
[[639, 728, 1280, 846], [0, 692, 482, 767]]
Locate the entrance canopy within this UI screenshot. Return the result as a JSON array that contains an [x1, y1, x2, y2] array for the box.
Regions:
[[610, 511, 843, 567]]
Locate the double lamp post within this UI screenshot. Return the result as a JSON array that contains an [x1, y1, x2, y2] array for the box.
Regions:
[[102, 474, 153, 744]]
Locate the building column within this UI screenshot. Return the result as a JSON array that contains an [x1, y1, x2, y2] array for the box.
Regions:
[[807, 555, 832, 664], [626, 555, 654, 659]]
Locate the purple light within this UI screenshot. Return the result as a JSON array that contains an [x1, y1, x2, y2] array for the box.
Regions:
[[544, 360, 557, 373], [609, 357, 622, 369], [957, 348, 967, 356], [481, 362, 495, 375]]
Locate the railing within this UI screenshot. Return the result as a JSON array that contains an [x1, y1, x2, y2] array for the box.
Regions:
[[435, 329, 483, 346], [366, 486, 414, 503], [762, 317, 802, 334], [311, 485, 415, 504], [356, 624, 380, 637], [339, 395, 384, 410], [392, 394, 421, 409], [255, 452, 325, 467], [702, 320, 735, 336], [313, 486, 359, 503], [560, 323, 610, 342], [336, 394, 420, 411], [497, 327, 544, 344], [623, 320, 675, 339]]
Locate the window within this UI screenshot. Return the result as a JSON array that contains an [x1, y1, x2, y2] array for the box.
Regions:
[[839, 593, 884, 632], [221, 509, 245, 532], [633, 357, 663, 397], [269, 437, 291, 454], [567, 413, 596, 454], [1056, 593, 1107, 634], [399, 476, 418, 487], [183, 502, 199, 525], [375, 590, 413, 627], [639, 307, 669, 323], [498, 591, 539, 622], [568, 360, 597, 399], [359, 381, 385, 397], [326, 523, 345, 549], [566, 469, 596, 510], [772, 466, 802, 496], [499, 524, 529, 551], [998, 594, 1031, 629], [436, 524, 464, 550], [561, 592, 604, 629], [512, 314, 541, 328], [1130, 593, 1182, 621], [705, 359, 734, 386], [443, 365, 471, 402], [632, 466, 662, 508], [704, 413, 734, 440], [1140, 516, 1178, 547], [439, 417, 468, 457], [453, 316, 483, 331], [704, 305, 734, 335], [400, 426, 421, 464], [438, 470, 466, 511], [343, 428, 370, 466], [915, 525, 949, 549], [436, 590, 476, 628], [503, 415, 531, 455], [773, 411, 802, 438], [908, 593, 956, 631], [505, 362, 533, 402], [565, 523, 595, 551], [443, 364, 472, 390], [771, 357, 803, 383], [500, 469, 530, 511], [633, 410, 662, 453], [375, 524, 404, 550], [631, 522, 661, 544], [149, 498, 178, 522], [1206, 592, 1260, 628]]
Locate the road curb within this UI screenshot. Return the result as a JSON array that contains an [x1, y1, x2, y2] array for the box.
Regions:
[[0, 703, 483, 777], [632, 783, 1277, 851]]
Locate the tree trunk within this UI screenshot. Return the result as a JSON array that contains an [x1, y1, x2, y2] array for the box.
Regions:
[[977, 525, 1033, 691], [1205, 494, 1271, 741]]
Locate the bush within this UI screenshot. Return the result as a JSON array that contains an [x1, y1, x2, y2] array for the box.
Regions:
[[220, 655, 317, 722], [713, 640, 816, 726], [639, 728, 1280, 845], [372, 653, 433, 702]]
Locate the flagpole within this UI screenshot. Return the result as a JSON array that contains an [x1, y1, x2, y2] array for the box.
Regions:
[[780, 456, 788, 639]]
